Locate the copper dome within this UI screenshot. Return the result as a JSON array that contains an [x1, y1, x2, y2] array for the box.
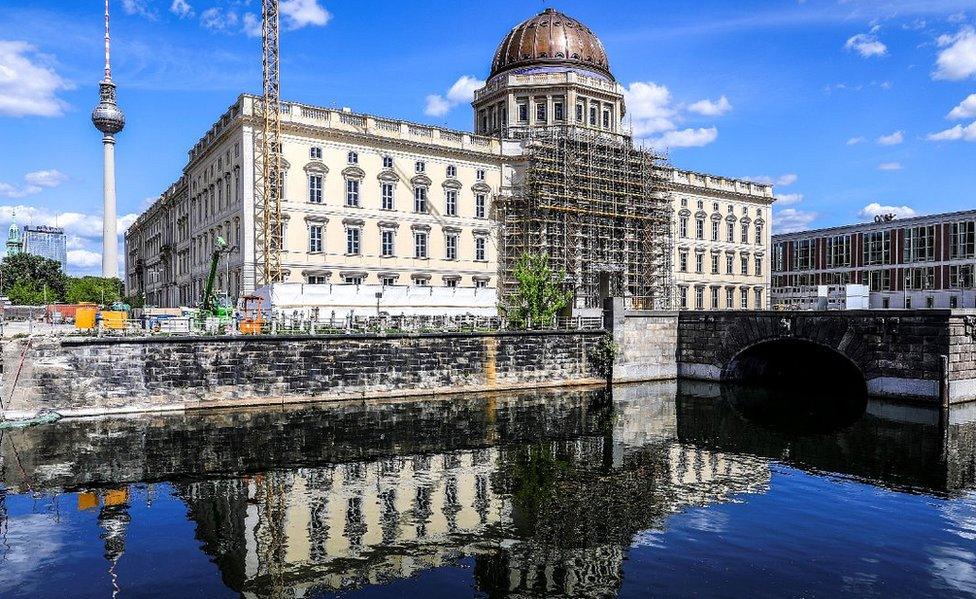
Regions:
[[490, 8, 613, 81]]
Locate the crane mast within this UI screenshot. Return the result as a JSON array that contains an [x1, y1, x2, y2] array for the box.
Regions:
[[254, 0, 283, 286]]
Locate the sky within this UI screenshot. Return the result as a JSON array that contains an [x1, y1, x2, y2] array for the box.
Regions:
[[1, 0, 975, 275]]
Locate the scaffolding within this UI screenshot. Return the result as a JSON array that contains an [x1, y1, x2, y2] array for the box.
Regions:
[[499, 128, 673, 312]]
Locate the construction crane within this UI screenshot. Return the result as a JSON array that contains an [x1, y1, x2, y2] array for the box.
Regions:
[[254, 0, 283, 287], [197, 236, 233, 325]]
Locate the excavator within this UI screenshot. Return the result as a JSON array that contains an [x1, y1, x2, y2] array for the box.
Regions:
[[197, 236, 234, 327]]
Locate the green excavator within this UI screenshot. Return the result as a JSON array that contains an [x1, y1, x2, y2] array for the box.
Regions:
[[197, 235, 234, 326]]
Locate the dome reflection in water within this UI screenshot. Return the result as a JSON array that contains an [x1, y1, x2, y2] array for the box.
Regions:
[[720, 339, 868, 434]]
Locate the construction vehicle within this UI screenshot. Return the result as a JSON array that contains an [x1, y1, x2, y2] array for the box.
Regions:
[[197, 236, 234, 327], [238, 294, 265, 334]]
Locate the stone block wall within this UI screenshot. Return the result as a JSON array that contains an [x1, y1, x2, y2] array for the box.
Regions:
[[2, 331, 604, 417], [605, 298, 678, 383]]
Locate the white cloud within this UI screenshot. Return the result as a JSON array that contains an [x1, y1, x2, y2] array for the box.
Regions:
[[934, 27, 976, 80], [747, 174, 798, 186], [0, 169, 67, 199], [877, 161, 904, 170], [686, 95, 732, 117], [876, 130, 904, 145], [652, 127, 718, 149], [775, 193, 804, 206], [847, 136, 866, 145], [0, 41, 72, 118], [121, 0, 155, 18], [423, 75, 485, 117], [623, 81, 676, 137], [242, 13, 262, 38], [0, 205, 136, 239], [845, 32, 888, 58], [927, 121, 976, 141], [858, 202, 917, 220], [773, 208, 818, 233], [948, 93, 976, 120], [67, 249, 102, 269], [200, 7, 239, 32], [281, 0, 332, 30], [170, 0, 193, 18]]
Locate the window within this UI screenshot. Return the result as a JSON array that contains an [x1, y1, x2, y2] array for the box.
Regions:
[[695, 253, 704, 274], [308, 175, 323, 203], [726, 288, 734, 309], [754, 289, 763, 308], [445, 190, 458, 216], [741, 256, 749, 275], [414, 232, 428, 258], [793, 239, 815, 270], [679, 217, 688, 238], [415, 161, 425, 173], [755, 223, 763, 245], [414, 186, 427, 213], [740, 222, 749, 243], [679, 251, 688, 272], [903, 225, 935, 263], [576, 103, 584, 122], [347, 151, 358, 164], [307, 275, 328, 284], [346, 227, 361, 255], [476, 169, 485, 181], [345, 179, 360, 207], [711, 287, 719, 309], [381, 276, 397, 286], [740, 288, 749, 309], [696, 287, 704, 310], [754, 256, 763, 276], [381, 230, 395, 257], [951, 296, 959, 309], [696, 219, 704, 240], [589, 105, 598, 126], [906, 267, 935, 290], [536, 101, 547, 123], [679, 286, 688, 309], [726, 254, 734, 275], [475, 237, 487, 261], [445, 278, 458, 288], [869, 269, 892, 291], [344, 275, 363, 285], [413, 277, 429, 287], [382, 155, 393, 169], [863, 230, 891, 265], [927, 296, 935, 309], [711, 221, 719, 242], [826, 235, 852, 268], [681, 197, 688, 208], [951, 221, 976, 259], [950, 265, 975, 289], [308, 225, 323, 253], [554, 102, 564, 121], [602, 110, 610, 129], [381, 182, 395, 210], [518, 102, 528, 122], [476, 194, 487, 219], [310, 146, 322, 160], [475, 278, 488, 289], [727, 222, 735, 242], [711, 254, 719, 274], [447, 164, 457, 178], [445, 234, 458, 260]]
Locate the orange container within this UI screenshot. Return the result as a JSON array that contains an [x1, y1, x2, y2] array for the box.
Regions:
[[75, 307, 97, 330], [101, 311, 128, 330]]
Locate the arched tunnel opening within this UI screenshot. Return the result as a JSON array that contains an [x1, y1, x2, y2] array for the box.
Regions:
[[720, 339, 868, 434]]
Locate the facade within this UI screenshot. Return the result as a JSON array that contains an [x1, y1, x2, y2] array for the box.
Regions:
[[671, 170, 774, 311], [125, 7, 773, 312], [23, 226, 68, 271], [772, 209, 976, 309]]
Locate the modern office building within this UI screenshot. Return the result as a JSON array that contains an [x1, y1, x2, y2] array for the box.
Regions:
[[22, 225, 68, 271], [771, 209, 976, 309]]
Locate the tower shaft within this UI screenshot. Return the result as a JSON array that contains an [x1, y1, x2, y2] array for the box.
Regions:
[[102, 136, 118, 277]]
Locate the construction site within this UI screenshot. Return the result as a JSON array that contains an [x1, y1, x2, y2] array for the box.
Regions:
[[499, 128, 674, 313]]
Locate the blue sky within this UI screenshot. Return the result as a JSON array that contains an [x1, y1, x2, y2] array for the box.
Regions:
[[1, 0, 975, 274]]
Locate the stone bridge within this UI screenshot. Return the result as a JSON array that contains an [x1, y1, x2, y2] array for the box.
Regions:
[[607, 301, 976, 404], [676, 310, 976, 404]]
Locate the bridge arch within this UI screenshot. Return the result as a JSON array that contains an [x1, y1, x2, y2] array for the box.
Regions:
[[721, 337, 867, 395]]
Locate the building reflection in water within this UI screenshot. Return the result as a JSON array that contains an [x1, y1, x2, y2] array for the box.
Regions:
[[2, 381, 976, 597]]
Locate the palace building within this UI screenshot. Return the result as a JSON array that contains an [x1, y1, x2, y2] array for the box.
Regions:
[[125, 8, 773, 312]]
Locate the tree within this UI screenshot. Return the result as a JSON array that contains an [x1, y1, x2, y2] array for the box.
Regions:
[[6, 279, 46, 305], [65, 276, 124, 305], [0, 253, 66, 303], [506, 253, 572, 328]]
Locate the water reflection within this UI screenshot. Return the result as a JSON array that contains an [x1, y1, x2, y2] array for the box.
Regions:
[[1, 382, 976, 598]]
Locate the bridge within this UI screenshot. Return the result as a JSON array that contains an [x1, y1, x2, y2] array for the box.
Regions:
[[607, 302, 976, 405]]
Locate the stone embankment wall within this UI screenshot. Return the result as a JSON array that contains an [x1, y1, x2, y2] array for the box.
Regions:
[[2, 331, 604, 418], [604, 298, 678, 383]]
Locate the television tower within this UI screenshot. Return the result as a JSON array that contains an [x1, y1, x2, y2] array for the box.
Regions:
[[91, 0, 125, 278]]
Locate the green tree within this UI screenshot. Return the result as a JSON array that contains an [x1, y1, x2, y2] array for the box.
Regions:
[[507, 253, 572, 328], [0, 253, 66, 302], [65, 276, 123, 305], [6, 279, 46, 305]]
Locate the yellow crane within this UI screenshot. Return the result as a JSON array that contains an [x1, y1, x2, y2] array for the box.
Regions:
[[254, 0, 283, 286]]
